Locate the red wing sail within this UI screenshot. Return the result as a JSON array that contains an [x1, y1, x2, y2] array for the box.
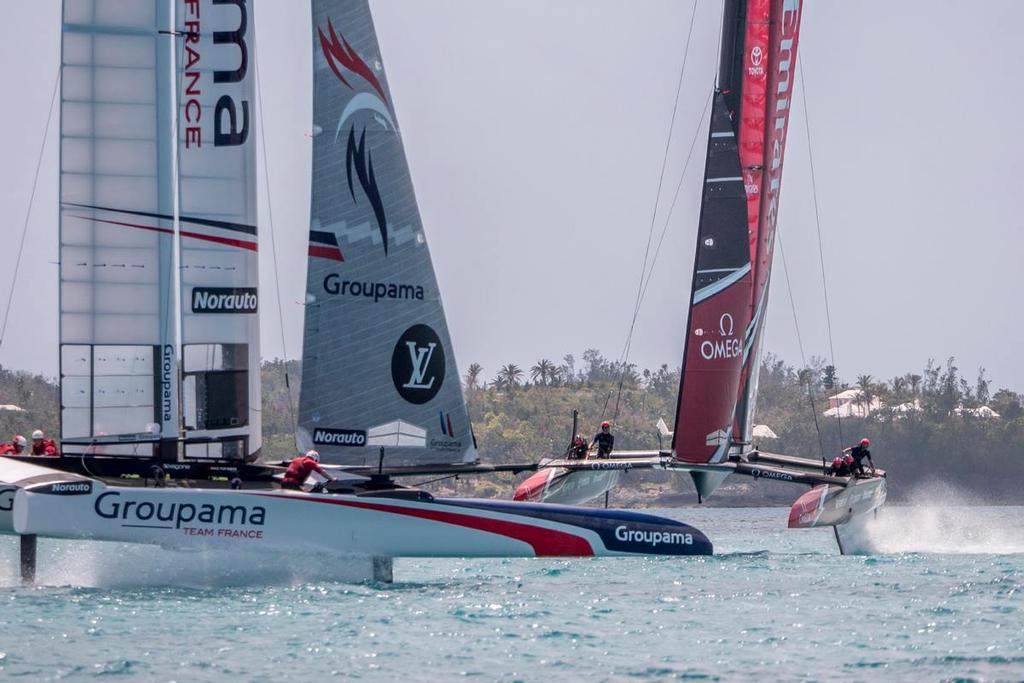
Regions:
[[733, 0, 804, 443], [673, 0, 804, 469], [671, 94, 752, 464]]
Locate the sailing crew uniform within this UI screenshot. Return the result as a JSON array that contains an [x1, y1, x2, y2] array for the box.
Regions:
[[593, 432, 614, 458], [30, 439, 58, 456], [282, 456, 328, 490], [849, 445, 872, 475]]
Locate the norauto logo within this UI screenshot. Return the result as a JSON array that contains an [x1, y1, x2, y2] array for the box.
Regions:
[[35, 481, 93, 495], [191, 287, 258, 314], [614, 525, 694, 547], [312, 427, 367, 447], [94, 491, 266, 529]]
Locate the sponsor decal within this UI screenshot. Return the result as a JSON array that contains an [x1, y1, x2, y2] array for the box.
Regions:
[[0, 487, 14, 512], [180, 0, 251, 149], [191, 287, 258, 314], [322, 274, 423, 302], [94, 491, 266, 536], [439, 412, 455, 438], [312, 427, 367, 447], [750, 468, 794, 481], [161, 343, 174, 423], [33, 481, 93, 496], [699, 312, 741, 361], [391, 324, 445, 404], [614, 525, 694, 547], [318, 18, 393, 255]]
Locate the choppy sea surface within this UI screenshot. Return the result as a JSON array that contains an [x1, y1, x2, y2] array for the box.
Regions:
[[0, 495, 1021, 682]]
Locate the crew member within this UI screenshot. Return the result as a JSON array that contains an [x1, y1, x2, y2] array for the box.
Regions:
[[843, 438, 875, 476], [0, 435, 28, 456], [282, 450, 334, 490], [30, 429, 58, 456], [567, 434, 588, 460], [828, 455, 848, 477], [591, 421, 614, 458]]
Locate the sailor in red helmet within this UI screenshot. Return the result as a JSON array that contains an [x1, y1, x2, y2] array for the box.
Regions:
[[30, 430, 59, 456], [590, 421, 615, 458], [842, 437, 875, 476], [282, 449, 335, 490], [567, 433, 588, 460], [828, 454, 848, 477], [0, 435, 28, 456]]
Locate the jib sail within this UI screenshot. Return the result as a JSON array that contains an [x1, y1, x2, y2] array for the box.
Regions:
[[175, 0, 262, 461], [59, 1, 179, 457], [297, 0, 476, 466]]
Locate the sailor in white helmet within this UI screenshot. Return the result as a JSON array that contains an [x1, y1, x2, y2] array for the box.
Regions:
[[282, 449, 335, 490], [0, 434, 28, 456], [30, 429, 58, 456]]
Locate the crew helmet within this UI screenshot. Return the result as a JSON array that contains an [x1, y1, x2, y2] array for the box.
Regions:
[[601, 421, 610, 429], [31, 429, 44, 440], [306, 449, 320, 462], [13, 435, 27, 447], [860, 438, 871, 447]]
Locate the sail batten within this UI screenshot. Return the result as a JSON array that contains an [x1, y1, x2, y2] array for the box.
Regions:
[[298, 0, 475, 467]]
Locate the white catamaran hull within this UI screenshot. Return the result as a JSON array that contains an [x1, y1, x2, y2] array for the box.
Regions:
[[787, 477, 888, 531], [12, 480, 712, 559]]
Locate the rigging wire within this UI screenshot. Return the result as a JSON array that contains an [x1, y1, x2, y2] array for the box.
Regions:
[[0, 69, 60, 351], [254, 53, 299, 447], [777, 231, 827, 462], [604, 1, 700, 420], [608, 89, 713, 421], [798, 53, 844, 449]]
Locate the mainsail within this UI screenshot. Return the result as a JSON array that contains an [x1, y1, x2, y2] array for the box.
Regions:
[[59, 1, 178, 457], [298, 0, 476, 466], [176, 0, 262, 461], [671, 0, 803, 495]]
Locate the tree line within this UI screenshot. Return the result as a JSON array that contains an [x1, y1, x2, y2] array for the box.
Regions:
[[3, 351, 1022, 504]]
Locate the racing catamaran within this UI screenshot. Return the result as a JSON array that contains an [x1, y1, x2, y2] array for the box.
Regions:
[[512, 0, 887, 551], [0, 0, 714, 582]]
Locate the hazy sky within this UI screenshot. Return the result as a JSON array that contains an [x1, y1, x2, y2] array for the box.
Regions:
[[2, 1, 1022, 394]]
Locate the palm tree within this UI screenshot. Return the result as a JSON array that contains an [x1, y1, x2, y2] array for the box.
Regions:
[[530, 359, 555, 386], [822, 365, 838, 391], [856, 374, 874, 416], [497, 363, 524, 391], [464, 363, 483, 392]]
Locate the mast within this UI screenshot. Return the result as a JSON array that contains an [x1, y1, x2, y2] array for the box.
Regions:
[[297, 0, 476, 467], [58, 0, 179, 457]]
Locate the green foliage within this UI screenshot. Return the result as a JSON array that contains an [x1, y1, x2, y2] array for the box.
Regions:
[[3, 352, 1022, 504]]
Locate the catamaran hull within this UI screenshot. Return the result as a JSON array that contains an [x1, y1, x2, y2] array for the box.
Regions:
[[787, 477, 887, 529], [13, 484, 711, 558], [513, 466, 622, 505]]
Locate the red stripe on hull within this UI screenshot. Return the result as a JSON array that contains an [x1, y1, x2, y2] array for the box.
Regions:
[[258, 493, 594, 557]]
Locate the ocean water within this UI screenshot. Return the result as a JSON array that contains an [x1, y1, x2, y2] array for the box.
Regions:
[[0, 498, 1021, 682]]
